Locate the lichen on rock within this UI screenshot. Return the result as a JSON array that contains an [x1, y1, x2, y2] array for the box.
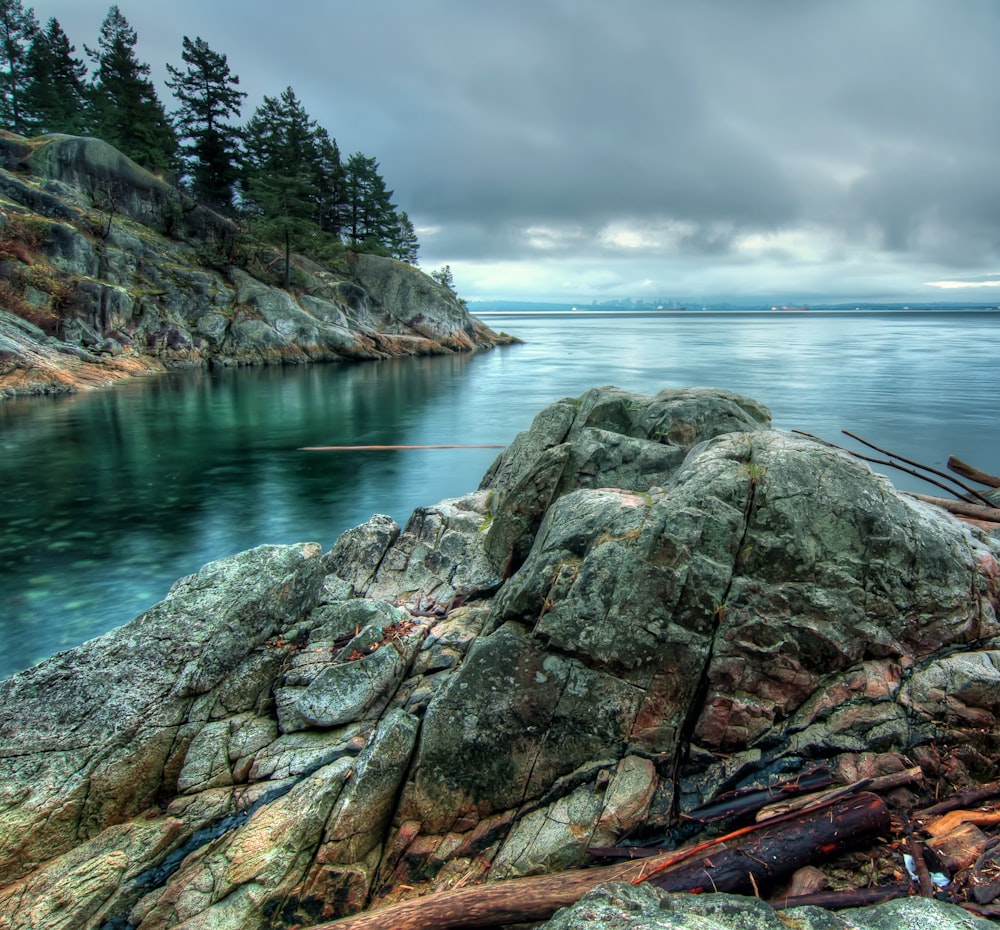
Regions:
[[0, 386, 998, 929]]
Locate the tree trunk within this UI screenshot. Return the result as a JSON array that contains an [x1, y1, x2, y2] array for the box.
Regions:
[[647, 792, 890, 896], [319, 793, 890, 930]]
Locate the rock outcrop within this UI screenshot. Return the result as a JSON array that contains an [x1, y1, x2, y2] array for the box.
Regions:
[[547, 885, 994, 930], [1, 386, 998, 930], [0, 132, 514, 398]]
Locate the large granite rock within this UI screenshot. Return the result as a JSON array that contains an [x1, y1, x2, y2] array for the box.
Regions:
[[1, 386, 997, 929], [0, 132, 514, 398]]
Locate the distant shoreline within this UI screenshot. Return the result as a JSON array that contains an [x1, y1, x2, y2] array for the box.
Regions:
[[475, 306, 1000, 316]]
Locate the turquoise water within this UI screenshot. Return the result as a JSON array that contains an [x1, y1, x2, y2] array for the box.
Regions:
[[1, 310, 998, 678]]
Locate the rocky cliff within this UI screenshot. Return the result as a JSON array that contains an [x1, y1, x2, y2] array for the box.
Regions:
[[0, 132, 515, 398], [1, 386, 998, 930]]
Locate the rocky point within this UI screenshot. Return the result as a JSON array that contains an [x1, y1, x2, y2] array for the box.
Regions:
[[0, 385, 998, 929]]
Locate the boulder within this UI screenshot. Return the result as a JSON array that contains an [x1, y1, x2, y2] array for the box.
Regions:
[[0, 386, 997, 929]]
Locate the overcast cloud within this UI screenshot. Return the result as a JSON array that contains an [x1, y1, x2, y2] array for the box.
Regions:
[[35, 0, 1000, 304]]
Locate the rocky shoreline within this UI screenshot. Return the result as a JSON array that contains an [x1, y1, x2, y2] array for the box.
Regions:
[[1, 385, 998, 929], [0, 131, 516, 399]]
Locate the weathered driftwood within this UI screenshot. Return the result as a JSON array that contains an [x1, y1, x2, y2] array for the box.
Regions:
[[681, 766, 833, 823], [320, 792, 890, 930], [906, 832, 935, 897], [769, 882, 911, 910], [791, 429, 1000, 508], [917, 781, 1000, 818], [908, 494, 1000, 523], [948, 455, 1000, 489], [316, 858, 660, 930], [923, 807, 1000, 838], [645, 793, 890, 897], [755, 767, 922, 820]]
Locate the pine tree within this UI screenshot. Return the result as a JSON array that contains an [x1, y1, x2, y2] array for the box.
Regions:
[[312, 125, 347, 239], [21, 17, 88, 134], [240, 86, 322, 288], [0, 0, 38, 133], [392, 211, 419, 264], [165, 35, 245, 210], [431, 264, 456, 292], [344, 152, 398, 251], [86, 5, 176, 173]]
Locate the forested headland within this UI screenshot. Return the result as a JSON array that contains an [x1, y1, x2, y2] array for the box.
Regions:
[[0, 2, 432, 285]]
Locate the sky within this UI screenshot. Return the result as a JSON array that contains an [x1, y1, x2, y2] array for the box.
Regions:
[[31, 0, 1000, 306]]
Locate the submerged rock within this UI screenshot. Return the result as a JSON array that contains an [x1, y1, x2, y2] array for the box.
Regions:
[[0, 386, 997, 929]]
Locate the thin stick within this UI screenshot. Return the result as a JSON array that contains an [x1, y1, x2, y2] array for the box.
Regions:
[[841, 430, 998, 508], [792, 431, 975, 501], [792, 430, 998, 507], [300, 444, 506, 451]]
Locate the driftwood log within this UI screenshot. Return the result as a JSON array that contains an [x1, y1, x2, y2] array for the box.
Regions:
[[949, 456, 1000, 489], [908, 494, 1000, 524], [320, 792, 890, 930]]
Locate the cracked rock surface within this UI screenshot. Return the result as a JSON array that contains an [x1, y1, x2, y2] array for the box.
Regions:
[[0, 385, 997, 929]]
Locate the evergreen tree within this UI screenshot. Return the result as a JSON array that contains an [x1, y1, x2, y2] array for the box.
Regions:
[[431, 264, 456, 292], [312, 125, 347, 239], [392, 211, 419, 264], [240, 86, 322, 288], [344, 152, 398, 250], [21, 17, 88, 134], [165, 35, 245, 210], [86, 5, 176, 173], [0, 0, 38, 133]]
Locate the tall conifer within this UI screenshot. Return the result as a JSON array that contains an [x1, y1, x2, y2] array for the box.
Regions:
[[86, 5, 176, 173], [0, 0, 38, 133], [21, 17, 87, 134], [166, 35, 245, 210]]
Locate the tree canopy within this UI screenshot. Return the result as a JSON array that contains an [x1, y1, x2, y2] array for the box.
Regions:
[[165, 35, 245, 209], [0, 0, 38, 132], [85, 5, 177, 172], [0, 3, 426, 286], [21, 16, 88, 135]]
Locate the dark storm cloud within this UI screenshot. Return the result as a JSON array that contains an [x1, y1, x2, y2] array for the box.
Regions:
[[35, 0, 1000, 300]]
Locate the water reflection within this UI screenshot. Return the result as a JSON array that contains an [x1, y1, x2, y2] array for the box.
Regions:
[[2, 310, 999, 677]]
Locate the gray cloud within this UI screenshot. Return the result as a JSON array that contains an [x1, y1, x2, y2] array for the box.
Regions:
[[38, 0, 1000, 302]]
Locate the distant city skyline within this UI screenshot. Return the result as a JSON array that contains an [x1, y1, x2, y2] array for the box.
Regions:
[[37, 0, 1000, 305]]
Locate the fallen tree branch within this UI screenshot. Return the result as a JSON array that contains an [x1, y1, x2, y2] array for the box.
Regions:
[[917, 781, 1000, 818], [791, 430, 998, 508], [841, 430, 999, 508], [769, 881, 911, 911], [680, 766, 833, 823], [318, 791, 889, 930], [756, 768, 922, 820], [643, 792, 890, 896], [948, 456, 1000, 489], [906, 494, 1000, 524]]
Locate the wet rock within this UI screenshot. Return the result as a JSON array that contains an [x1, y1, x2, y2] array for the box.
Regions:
[[0, 386, 997, 928]]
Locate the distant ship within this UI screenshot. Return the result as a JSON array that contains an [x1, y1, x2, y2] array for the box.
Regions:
[[771, 305, 810, 312]]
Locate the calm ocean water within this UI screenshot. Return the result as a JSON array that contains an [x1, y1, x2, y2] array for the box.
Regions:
[[1, 309, 998, 678]]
